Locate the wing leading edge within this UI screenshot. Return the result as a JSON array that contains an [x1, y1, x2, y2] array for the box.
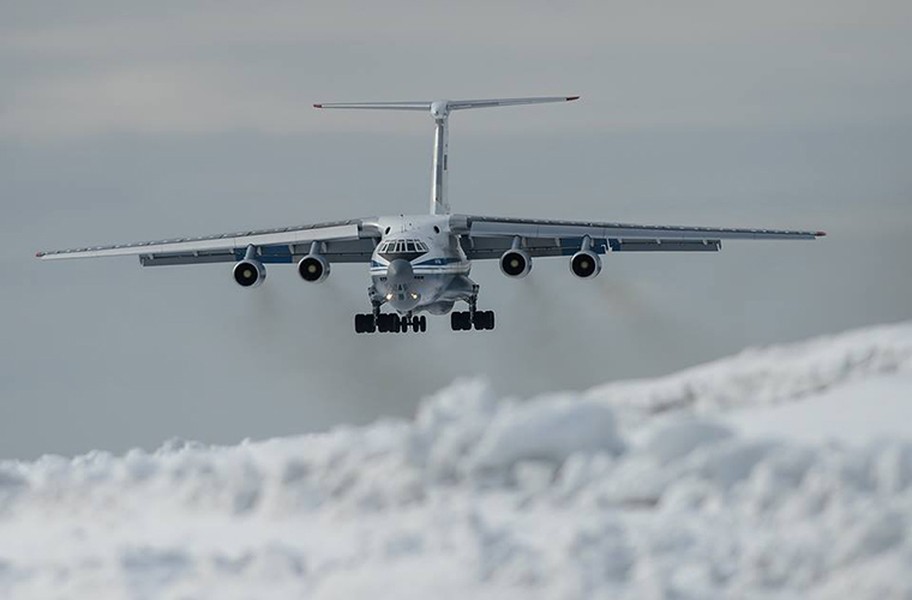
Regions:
[[36, 218, 380, 266], [451, 214, 823, 259]]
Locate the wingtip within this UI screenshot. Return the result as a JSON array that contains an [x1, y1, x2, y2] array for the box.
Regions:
[[35, 251, 45, 258], [566, 95, 580, 101], [815, 231, 827, 237], [313, 103, 323, 109]]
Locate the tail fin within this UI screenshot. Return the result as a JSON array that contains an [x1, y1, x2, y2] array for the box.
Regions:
[[314, 96, 579, 215]]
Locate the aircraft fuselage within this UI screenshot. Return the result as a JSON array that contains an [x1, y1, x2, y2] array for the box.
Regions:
[[367, 215, 474, 316]]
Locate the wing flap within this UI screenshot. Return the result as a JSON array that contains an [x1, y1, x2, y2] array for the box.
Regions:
[[138, 237, 377, 267], [610, 239, 721, 252], [461, 235, 721, 259]]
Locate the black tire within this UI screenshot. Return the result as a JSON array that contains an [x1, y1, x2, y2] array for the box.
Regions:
[[377, 314, 392, 333], [363, 314, 376, 334], [354, 314, 364, 333], [418, 316, 427, 333], [451, 311, 465, 331], [472, 310, 495, 331], [400, 318, 410, 333]]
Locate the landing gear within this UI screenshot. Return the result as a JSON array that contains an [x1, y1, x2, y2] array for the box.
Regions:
[[413, 316, 427, 333], [450, 310, 495, 331], [474, 310, 495, 330], [451, 311, 471, 331], [355, 312, 427, 334], [354, 313, 376, 334], [450, 292, 495, 332]]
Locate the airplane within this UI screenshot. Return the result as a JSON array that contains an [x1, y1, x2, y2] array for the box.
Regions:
[[36, 96, 825, 334]]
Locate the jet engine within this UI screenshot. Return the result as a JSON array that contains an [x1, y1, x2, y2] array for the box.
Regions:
[[233, 258, 266, 287], [500, 248, 532, 278], [570, 249, 601, 279], [297, 253, 330, 283]]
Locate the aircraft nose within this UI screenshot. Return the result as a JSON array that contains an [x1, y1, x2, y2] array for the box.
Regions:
[[385, 259, 420, 311], [386, 259, 414, 284]]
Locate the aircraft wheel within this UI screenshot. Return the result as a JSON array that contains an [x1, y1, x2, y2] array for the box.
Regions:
[[377, 314, 393, 333], [450, 311, 469, 331], [363, 314, 376, 333], [469, 310, 495, 331], [480, 310, 494, 330], [354, 314, 365, 333], [418, 316, 427, 333], [400, 317, 410, 333]]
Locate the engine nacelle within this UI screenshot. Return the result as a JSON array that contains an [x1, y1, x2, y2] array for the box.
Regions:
[[570, 250, 601, 279], [500, 249, 532, 278], [233, 259, 266, 288], [297, 254, 330, 283]]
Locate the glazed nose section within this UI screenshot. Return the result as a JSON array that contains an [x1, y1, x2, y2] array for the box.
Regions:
[[386, 259, 420, 311], [386, 259, 414, 285]]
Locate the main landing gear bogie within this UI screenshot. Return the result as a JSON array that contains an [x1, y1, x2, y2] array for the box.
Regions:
[[354, 313, 427, 334], [450, 310, 495, 331]]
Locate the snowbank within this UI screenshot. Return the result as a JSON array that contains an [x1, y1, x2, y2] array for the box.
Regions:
[[1, 321, 911, 599], [587, 320, 912, 415]]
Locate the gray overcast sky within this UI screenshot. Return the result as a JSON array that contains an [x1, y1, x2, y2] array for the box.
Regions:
[[2, 1, 911, 458]]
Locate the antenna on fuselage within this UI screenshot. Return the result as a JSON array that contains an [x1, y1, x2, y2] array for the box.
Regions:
[[313, 96, 579, 216]]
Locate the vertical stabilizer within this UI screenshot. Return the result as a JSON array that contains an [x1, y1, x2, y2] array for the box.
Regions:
[[313, 96, 579, 215], [430, 101, 451, 215]]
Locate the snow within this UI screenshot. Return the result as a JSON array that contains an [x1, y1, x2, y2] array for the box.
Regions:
[[2, 321, 912, 599], [725, 372, 912, 444]]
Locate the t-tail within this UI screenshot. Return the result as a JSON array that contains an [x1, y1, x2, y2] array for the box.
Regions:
[[314, 96, 580, 215]]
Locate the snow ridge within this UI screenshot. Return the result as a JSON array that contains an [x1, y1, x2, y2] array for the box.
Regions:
[[587, 320, 912, 415], [1, 322, 911, 599]]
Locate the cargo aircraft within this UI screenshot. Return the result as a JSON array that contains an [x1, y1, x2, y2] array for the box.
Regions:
[[37, 96, 824, 333]]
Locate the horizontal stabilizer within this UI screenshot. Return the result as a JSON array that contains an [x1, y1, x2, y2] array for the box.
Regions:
[[447, 96, 579, 111], [313, 101, 431, 110], [313, 96, 579, 112]]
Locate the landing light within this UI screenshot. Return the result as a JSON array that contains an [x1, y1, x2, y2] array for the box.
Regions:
[[386, 293, 394, 301]]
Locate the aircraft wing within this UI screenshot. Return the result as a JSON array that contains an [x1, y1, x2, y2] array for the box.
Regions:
[[36, 218, 380, 266], [451, 214, 825, 259]]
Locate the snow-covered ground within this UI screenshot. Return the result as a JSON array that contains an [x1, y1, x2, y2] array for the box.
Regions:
[[2, 322, 912, 599]]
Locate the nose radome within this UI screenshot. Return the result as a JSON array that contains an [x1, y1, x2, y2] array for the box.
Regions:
[[386, 259, 414, 284]]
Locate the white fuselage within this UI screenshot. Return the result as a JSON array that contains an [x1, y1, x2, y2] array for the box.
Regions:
[[367, 215, 472, 315]]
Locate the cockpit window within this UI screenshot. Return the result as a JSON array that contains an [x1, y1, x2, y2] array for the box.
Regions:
[[378, 239, 428, 262]]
